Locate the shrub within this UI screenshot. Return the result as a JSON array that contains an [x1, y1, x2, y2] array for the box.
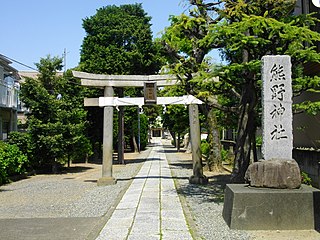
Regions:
[[8, 131, 33, 162], [201, 140, 210, 157], [0, 141, 28, 185], [221, 148, 229, 162], [301, 171, 312, 185]]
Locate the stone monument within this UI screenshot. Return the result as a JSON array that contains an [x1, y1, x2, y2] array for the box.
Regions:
[[222, 55, 320, 230], [245, 55, 301, 189]]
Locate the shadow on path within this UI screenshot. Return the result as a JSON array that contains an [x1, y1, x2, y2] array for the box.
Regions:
[[161, 142, 231, 204], [116, 175, 189, 182], [176, 174, 231, 204]]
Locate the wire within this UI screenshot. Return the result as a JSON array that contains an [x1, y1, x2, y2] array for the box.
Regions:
[[0, 54, 85, 87], [0, 53, 38, 71]]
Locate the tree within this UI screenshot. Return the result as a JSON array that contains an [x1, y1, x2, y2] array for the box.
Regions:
[[160, 2, 224, 171], [162, 0, 320, 181], [20, 56, 91, 171], [160, 85, 190, 151], [207, 0, 320, 182], [79, 3, 166, 153], [80, 3, 164, 75], [163, 105, 190, 151]]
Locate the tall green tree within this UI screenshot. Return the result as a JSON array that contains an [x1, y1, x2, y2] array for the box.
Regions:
[[161, 2, 224, 171], [162, 0, 320, 181], [79, 3, 166, 153], [163, 105, 189, 151], [160, 85, 190, 151], [80, 3, 164, 74], [20, 56, 91, 171], [208, 0, 320, 182]]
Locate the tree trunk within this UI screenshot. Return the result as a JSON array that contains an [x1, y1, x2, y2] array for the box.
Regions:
[[231, 80, 257, 183], [132, 135, 138, 152], [171, 131, 176, 147], [67, 154, 71, 168], [177, 133, 181, 152], [206, 107, 223, 172], [118, 88, 125, 164]]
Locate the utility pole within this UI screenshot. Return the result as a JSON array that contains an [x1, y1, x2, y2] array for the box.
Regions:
[[137, 107, 141, 153], [63, 48, 67, 73]]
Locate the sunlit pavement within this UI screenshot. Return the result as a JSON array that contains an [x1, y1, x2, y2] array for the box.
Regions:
[[96, 138, 193, 240]]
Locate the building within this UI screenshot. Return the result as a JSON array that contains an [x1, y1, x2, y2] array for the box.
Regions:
[[292, 1, 320, 149], [0, 55, 20, 140]]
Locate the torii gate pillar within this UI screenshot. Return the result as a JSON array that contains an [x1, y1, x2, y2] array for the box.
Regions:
[[97, 86, 117, 186], [72, 71, 209, 186]]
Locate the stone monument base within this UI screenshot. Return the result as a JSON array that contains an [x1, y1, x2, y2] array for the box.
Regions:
[[223, 184, 320, 230], [245, 158, 301, 189], [97, 177, 117, 186]]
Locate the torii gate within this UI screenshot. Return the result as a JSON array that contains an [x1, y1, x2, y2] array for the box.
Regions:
[[72, 71, 208, 186]]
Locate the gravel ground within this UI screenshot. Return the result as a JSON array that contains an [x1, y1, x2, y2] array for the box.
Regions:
[[1, 141, 320, 240], [162, 140, 250, 240], [0, 149, 151, 220], [162, 139, 320, 240]]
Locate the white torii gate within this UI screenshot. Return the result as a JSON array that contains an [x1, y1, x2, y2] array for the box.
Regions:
[[73, 71, 208, 186]]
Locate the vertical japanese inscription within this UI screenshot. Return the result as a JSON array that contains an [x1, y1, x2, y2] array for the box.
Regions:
[[144, 82, 157, 104], [262, 56, 292, 160], [269, 64, 288, 140]]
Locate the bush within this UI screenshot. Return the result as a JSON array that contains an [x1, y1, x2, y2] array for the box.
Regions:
[[0, 141, 28, 185], [8, 131, 33, 162], [301, 171, 312, 185], [221, 148, 229, 162], [201, 140, 210, 157]]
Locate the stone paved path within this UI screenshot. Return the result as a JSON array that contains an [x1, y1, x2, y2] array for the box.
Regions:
[[96, 138, 193, 240]]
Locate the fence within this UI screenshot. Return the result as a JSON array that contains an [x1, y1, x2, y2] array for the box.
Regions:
[[294, 148, 320, 188], [0, 83, 18, 109]]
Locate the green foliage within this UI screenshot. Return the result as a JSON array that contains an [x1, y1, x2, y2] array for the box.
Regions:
[[143, 105, 162, 126], [123, 105, 148, 151], [8, 131, 33, 166], [201, 139, 231, 163], [161, 0, 320, 180], [134, 113, 148, 150], [163, 0, 320, 118], [206, 1, 320, 103], [301, 171, 312, 185], [160, 85, 190, 135], [79, 4, 166, 153], [256, 135, 262, 146], [220, 148, 229, 162], [80, 3, 165, 75], [35, 56, 63, 91], [162, 105, 189, 136], [201, 139, 210, 157], [20, 56, 92, 170], [0, 141, 28, 185]]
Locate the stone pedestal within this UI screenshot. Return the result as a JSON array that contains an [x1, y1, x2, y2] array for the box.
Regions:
[[97, 177, 117, 186], [223, 184, 320, 230]]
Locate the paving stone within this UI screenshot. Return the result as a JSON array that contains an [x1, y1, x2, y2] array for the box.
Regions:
[[95, 139, 191, 239], [127, 233, 160, 240], [161, 230, 193, 240], [109, 208, 136, 220]]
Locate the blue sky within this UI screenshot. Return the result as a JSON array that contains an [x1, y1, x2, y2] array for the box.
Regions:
[[1, 0, 220, 71]]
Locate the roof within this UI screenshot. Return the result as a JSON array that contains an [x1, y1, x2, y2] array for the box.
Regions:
[[19, 71, 39, 80], [0, 54, 20, 80], [18, 71, 63, 83]]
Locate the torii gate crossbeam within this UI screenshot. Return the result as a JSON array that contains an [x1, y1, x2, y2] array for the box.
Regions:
[[72, 71, 208, 186]]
